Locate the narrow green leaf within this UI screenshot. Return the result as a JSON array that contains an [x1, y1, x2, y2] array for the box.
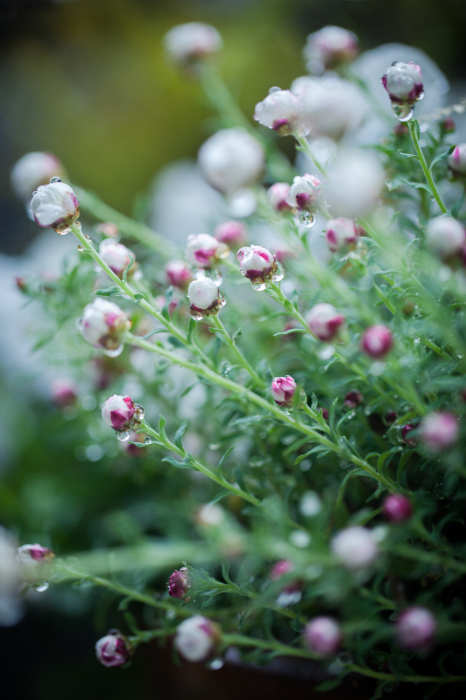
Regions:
[[232, 327, 243, 339], [429, 144, 455, 171], [162, 456, 192, 469], [398, 151, 419, 160], [174, 421, 187, 450], [122, 255, 134, 284], [95, 286, 122, 297]]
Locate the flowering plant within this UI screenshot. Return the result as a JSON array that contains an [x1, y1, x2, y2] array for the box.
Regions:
[[6, 20, 466, 696]]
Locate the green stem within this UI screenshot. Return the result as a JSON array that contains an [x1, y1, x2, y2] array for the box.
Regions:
[[295, 134, 328, 178], [211, 316, 266, 388], [408, 120, 448, 214]]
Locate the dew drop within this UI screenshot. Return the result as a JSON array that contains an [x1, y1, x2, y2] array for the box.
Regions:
[[272, 261, 285, 283], [50, 176, 62, 183], [115, 430, 130, 442], [298, 210, 316, 228], [133, 403, 145, 421], [144, 436, 154, 445], [391, 102, 414, 122], [204, 268, 223, 286], [77, 245, 84, 252], [104, 344, 124, 358], [251, 281, 267, 291], [33, 581, 49, 592], [208, 658, 224, 671], [190, 312, 204, 321], [57, 226, 71, 235], [268, 86, 282, 94]]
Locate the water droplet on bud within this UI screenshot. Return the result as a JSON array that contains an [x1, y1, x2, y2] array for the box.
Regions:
[[104, 344, 124, 358], [268, 86, 281, 94], [144, 436, 154, 445], [392, 102, 414, 122], [115, 430, 130, 442], [33, 581, 49, 592], [50, 176, 62, 183], [298, 211, 316, 228]]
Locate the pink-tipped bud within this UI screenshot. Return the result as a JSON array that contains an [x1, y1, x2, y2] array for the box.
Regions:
[[361, 325, 393, 359], [237, 245, 279, 286], [186, 233, 227, 268], [394, 123, 410, 137], [306, 303, 345, 342], [286, 173, 321, 212], [425, 216, 465, 259], [165, 260, 193, 290], [96, 222, 119, 238], [440, 116, 455, 133], [304, 617, 342, 656], [448, 144, 466, 175], [30, 181, 80, 233], [11, 152, 64, 202], [383, 494, 412, 523], [254, 89, 309, 137], [331, 526, 378, 571], [79, 298, 131, 354], [163, 23, 223, 67], [321, 407, 329, 420], [102, 395, 136, 432], [325, 218, 358, 253], [15, 277, 28, 292], [396, 607, 437, 650], [174, 615, 220, 662], [168, 567, 192, 600], [187, 277, 224, 318], [419, 412, 459, 452], [95, 630, 132, 667], [17, 544, 54, 565], [344, 391, 363, 409], [270, 559, 294, 581], [303, 26, 358, 73], [214, 220, 247, 248], [268, 182, 292, 212], [381, 62, 424, 105], [402, 424, 417, 446], [98, 239, 134, 278], [51, 379, 77, 408], [271, 376, 297, 407]]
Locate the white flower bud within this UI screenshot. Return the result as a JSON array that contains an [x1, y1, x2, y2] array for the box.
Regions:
[[99, 239, 134, 277], [306, 303, 345, 341], [214, 220, 247, 248], [102, 395, 136, 432], [30, 181, 79, 233], [448, 144, 466, 175], [198, 129, 264, 195], [95, 630, 132, 667], [237, 245, 277, 285], [325, 150, 384, 219], [425, 216, 465, 259], [325, 218, 359, 252], [187, 277, 222, 317], [174, 615, 220, 662], [382, 61, 424, 104], [165, 260, 193, 289], [331, 526, 378, 570], [79, 298, 131, 354], [11, 152, 64, 202], [286, 173, 321, 212], [254, 89, 309, 136], [419, 412, 459, 452], [17, 544, 54, 566], [163, 23, 222, 66], [303, 26, 358, 74], [186, 233, 226, 268], [396, 607, 437, 650], [268, 182, 292, 212], [304, 617, 342, 656]]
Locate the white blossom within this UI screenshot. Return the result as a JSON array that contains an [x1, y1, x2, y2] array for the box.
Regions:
[[30, 181, 79, 232], [198, 129, 264, 195], [174, 615, 219, 662], [254, 89, 309, 136]]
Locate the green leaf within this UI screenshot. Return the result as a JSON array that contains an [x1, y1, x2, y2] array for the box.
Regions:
[[187, 317, 196, 344], [174, 421, 187, 450], [398, 151, 419, 160], [400, 178, 432, 193], [133, 292, 145, 302], [429, 144, 455, 171], [273, 328, 307, 337], [217, 446, 235, 477], [232, 327, 243, 339], [122, 255, 134, 284], [161, 287, 173, 319], [140, 329, 168, 340], [95, 286, 122, 297], [162, 456, 192, 469], [169, 336, 184, 348]]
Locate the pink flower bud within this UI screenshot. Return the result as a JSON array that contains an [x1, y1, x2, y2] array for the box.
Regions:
[[214, 220, 247, 248], [268, 182, 292, 212], [237, 245, 280, 286], [361, 325, 393, 359], [198, 129, 264, 196], [402, 424, 417, 446], [254, 89, 309, 137], [17, 544, 54, 564], [98, 239, 134, 277], [448, 144, 466, 175], [174, 615, 220, 662], [79, 298, 131, 354], [271, 376, 297, 407], [30, 181, 79, 233], [11, 152, 64, 202], [95, 630, 132, 667], [303, 26, 358, 73], [325, 218, 358, 252], [344, 391, 363, 409], [186, 233, 227, 268], [394, 123, 410, 137], [163, 23, 223, 67], [419, 412, 459, 452], [51, 379, 77, 408], [96, 222, 119, 238], [286, 173, 321, 212], [187, 277, 224, 318], [102, 395, 136, 432], [425, 216, 465, 259], [165, 260, 193, 289], [331, 526, 378, 570], [321, 407, 329, 420], [304, 617, 342, 656], [381, 62, 424, 104], [270, 559, 294, 581], [396, 607, 437, 650], [15, 277, 27, 292], [306, 303, 345, 342], [383, 494, 412, 523], [440, 116, 455, 133], [168, 567, 192, 600]]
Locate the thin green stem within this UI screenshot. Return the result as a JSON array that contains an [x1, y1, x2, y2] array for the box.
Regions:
[[295, 134, 328, 178], [211, 316, 266, 389], [408, 120, 448, 214]]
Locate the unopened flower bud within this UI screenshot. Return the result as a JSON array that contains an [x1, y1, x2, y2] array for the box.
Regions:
[[271, 376, 297, 407], [268, 182, 292, 212], [419, 412, 459, 452], [163, 23, 222, 67], [303, 26, 358, 73], [15, 277, 27, 293], [396, 607, 436, 650], [95, 630, 132, 667], [17, 544, 54, 565], [306, 303, 345, 342], [383, 494, 412, 523], [96, 222, 119, 238], [237, 245, 282, 288], [385, 411, 397, 424], [448, 144, 466, 175], [361, 325, 393, 359], [254, 89, 309, 136], [198, 129, 264, 195], [321, 407, 329, 420], [11, 152, 64, 202], [331, 526, 378, 570], [394, 123, 410, 137], [30, 181, 79, 233], [344, 391, 363, 409], [382, 62, 424, 105], [325, 218, 358, 253], [186, 233, 227, 268], [99, 239, 134, 278], [168, 567, 192, 600], [174, 615, 220, 662], [286, 173, 321, 212], [79, 298, 131, 355], [102, 395, 136, 432], [214, 221, 247, 248], [51, 379, 77, 408], [402, 424, 417, 446], [187, 277, 225, 319], [165, 260, 193, 290], [304, 617, 342, 656], [270, 559, 294, 581], [425, 216, 465, 259], [440, 116, 455, 133]]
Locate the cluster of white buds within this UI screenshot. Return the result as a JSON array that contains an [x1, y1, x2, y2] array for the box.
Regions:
[[325, 218, 359, 253], [98, 239, 135, 278], [163, 23, 222, 69], [381, 62, 424, 121], [174, 615, 220, 662], [306, 303, 345, 342], [237, 245, 284, 290], [186, 233, 229, 269], [448, 144, 466, 176], [254, 88, 310, 137], [30, 179, 80, 233], [303, 26, 358, 74], [95, 630, 132, 667], [331, 526, 379, 571], [187, 277, 226, 320], [11, 152, 64, 203], [79, 298, 131, 356]]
